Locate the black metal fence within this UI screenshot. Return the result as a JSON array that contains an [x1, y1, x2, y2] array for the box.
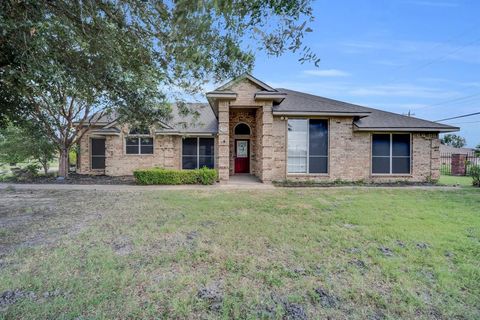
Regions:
[[440, 152, 480, 175]]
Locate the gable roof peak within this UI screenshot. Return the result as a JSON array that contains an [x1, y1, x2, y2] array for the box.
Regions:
[[214, 73, 277, 92]]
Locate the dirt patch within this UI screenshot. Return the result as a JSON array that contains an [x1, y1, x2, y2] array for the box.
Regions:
[[416, 242, 430, 250], [349, 259, 367, 270], [283, 302, 307, 320], [0, 290, 36, 310], [0, 289, 67, 311], [314, 287, 339, 309], [111, 236, 134, 256], [5, 173, 135, 185], [396, 240, 406, 248], [0, 189, 121, 256], [197, 283, 223, 311], [378, 246, 394, 257]]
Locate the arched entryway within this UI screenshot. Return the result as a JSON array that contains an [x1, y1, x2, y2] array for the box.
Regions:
[[233, 122, 252, 174]]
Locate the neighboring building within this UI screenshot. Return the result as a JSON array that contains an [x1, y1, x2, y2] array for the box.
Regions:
[[439, 144, 475, 155], [77, 74, 458, 183]]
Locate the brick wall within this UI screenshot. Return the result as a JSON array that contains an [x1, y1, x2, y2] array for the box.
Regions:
[[77, 128, 182, 176], [271, 116, 440, 182], [229, 81, 264, 107]]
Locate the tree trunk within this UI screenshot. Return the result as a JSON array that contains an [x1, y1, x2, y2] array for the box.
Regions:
[[41, 160, 49, 175], [58, 147, 69, 178]]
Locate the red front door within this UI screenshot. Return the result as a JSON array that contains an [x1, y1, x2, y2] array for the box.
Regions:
[[235, 140, 249, 173]]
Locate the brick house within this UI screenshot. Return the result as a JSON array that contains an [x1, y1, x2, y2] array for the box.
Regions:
[[77, 74, 458, 183]]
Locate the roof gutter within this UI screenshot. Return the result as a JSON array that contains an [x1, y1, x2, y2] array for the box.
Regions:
[[353, 125, 459, 133], [155, 131, 216, 137], [273, 111, 371, 117], [89, 130, 121, 136]]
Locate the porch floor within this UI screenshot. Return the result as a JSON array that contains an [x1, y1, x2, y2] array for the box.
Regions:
[[228, 174, 262, 185]]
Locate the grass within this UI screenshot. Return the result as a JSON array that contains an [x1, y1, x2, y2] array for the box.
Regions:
[[438, 175, 473, 186], [0, 187, 479, 319]]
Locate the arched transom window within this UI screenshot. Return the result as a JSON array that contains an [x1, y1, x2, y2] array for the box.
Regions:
[[234, 123, 251, 135]]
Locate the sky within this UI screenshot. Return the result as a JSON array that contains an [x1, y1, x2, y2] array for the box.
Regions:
[[250, 0, 480, 147]]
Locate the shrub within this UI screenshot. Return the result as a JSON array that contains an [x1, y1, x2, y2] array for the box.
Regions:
[[470, 165, 480, 187], [8, 163, 40, 181], [133, 167, 217, 185]]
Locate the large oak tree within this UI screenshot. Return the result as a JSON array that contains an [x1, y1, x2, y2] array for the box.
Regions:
[[0, 0, 318, 177]]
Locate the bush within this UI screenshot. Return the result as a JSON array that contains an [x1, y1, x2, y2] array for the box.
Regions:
[[10, 163, 40, 181], [470, 165, 480, 187], [133, 167, 217, 185]]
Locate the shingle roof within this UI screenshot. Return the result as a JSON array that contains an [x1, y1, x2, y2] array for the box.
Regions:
[[273, 88, 371, 116], [163, 103, 217, 134], [274, 88, 458, 132], [353, 108, 458, 131], [94, 103, 217, 135], [90, 82, 458, 134]]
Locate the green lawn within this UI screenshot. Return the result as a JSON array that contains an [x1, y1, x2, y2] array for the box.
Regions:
[[0, 187, 479, 319], [438, 175, 473, 187]]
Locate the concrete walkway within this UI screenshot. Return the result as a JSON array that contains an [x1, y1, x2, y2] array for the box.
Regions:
[[0, 180, 273, 192], [0, 182, 462, 192]]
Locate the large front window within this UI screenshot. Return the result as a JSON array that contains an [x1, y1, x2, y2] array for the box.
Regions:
[[182, 138, 215, 169], [372, 133, 411, 174], [287, 119, 328, 174]]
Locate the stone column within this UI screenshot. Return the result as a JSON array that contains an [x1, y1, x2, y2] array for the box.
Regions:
[[451, 153, 467, 176], [218, 100, 230, 182], [260, 102, 273, 182]]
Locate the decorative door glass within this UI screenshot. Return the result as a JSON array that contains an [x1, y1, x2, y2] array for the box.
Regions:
[[237, 141, 248, 158]]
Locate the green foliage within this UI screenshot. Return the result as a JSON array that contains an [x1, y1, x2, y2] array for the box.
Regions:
[[9, 163, 41, 181], [470, 165, 480, 187], [69, 148, 77, 166], [133, 167, 217, 185], [1, 0, 317, 176], [440, 134, 467, 148], [0, 123, 56, 174], [475, 144, 480, 156]]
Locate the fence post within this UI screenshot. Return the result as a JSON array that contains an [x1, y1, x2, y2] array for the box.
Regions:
[[451, 154, 467, 176]]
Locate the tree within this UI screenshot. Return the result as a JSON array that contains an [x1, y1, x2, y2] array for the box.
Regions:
[[1, 0, 318, 177], [475, 144, 480, 157], [0, 123, 56, 175], [440, 134, 466, 148]]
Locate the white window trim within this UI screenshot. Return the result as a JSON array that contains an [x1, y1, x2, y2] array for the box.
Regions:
[[125, 136, 154, 155], [287, 118, 329, 175], [181, 137, 215, 169], [371, 133, 412, 175]]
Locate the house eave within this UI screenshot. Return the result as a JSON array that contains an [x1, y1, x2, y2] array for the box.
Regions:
[[89, 130, 121, 136], [254, 93, 286, 102], [205, 92, 237, 99], [155, 131, 216, 136], [272, 111, 371, 117], [353, 126, 459, 133]]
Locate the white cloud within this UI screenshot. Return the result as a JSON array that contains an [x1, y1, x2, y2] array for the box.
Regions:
[[303, 69, 351, 77], [404, 1, 459, 7], [349, 84, 458, 99], [267, 80, 459, 100], [341, 39, 480, 64]]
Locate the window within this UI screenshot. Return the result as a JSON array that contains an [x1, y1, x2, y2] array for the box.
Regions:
[[372, 133, 411, 174], [125, 127, 154, 155], [287, 119, 328, 174], [91, 138, 105, 169], [182, 138, 215, 169], [234, 123, 251, 135], [125, 137, 154, 154]]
